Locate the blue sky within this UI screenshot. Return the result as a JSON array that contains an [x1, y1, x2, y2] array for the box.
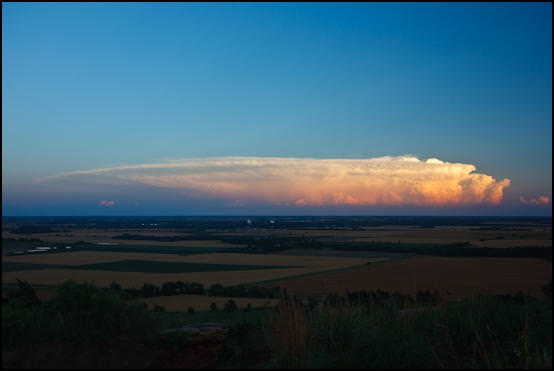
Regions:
[[2, 2, 552, 216]]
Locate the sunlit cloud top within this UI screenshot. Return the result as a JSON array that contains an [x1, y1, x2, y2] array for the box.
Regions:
[[36, 156, 511, 207]]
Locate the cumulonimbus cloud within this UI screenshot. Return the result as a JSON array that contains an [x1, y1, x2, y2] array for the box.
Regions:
[[519, 195, 550, 206], [37, 156, 511, 207]]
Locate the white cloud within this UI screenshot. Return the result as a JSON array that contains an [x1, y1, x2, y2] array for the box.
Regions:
[[42, 156, 511, 207]]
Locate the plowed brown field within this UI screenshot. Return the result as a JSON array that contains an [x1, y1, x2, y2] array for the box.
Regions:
[[260, 256, 553, 299]]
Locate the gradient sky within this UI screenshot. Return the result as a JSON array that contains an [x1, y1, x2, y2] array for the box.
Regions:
[[2, 2, 552, 216]]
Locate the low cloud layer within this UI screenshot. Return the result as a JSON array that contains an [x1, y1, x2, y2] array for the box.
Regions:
[[39, 156, 511, 207], [519, 195, 550, 206]]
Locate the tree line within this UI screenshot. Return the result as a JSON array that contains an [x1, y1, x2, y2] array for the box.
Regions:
[[106, 281, 281, 300], [338, 241, 552, 259]]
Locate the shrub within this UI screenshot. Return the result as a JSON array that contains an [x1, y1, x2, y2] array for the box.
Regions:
[[225, 299, 238, 312], [266, 291, 552, 369], [161, 330, 189, 352], [7, 278, 42, 307], [3, 280, 158, 347], [542, 280, 552, 295], [109, 281, 121, 291], [140, 283, 160, 298]]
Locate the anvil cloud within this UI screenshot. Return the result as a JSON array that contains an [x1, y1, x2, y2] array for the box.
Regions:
[[37, 156, 511, 207]]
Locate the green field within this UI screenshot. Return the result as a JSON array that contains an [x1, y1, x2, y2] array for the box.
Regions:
[[2, 262, 66, 273], [2, 259, 300, 274]]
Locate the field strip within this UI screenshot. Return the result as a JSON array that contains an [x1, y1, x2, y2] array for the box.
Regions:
[[2, 251, 381, 268], [258, 256, 553, 298], [248, 254, 409, 286], [2, 261, 387, 290], [3, 252, 387, 289]]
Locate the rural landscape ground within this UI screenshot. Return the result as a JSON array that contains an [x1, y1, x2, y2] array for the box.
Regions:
[[2, 216, 552, 368]]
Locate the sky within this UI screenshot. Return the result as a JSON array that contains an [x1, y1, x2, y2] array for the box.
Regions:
[[2, 2, 552, 216]]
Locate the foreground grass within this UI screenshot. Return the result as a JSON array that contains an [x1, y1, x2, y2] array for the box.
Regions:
[[154, 307, 271, 329], [220, 290, 553, 369], [3, 279, 552, 369]]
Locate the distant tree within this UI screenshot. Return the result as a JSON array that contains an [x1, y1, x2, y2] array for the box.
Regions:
[[209, 283, 225, 296], [123, 287, 140, 299], [247, 286, 260, 298], [225, 299, 238, 312], [141, 283, 159, 298], [210, 302, 218, 312], [161, 282, 178, 296], [187, 282, 205, 295], [229, 285, 247, 298]]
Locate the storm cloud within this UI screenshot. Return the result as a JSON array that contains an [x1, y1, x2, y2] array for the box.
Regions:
[[37, 156, 511, 207]]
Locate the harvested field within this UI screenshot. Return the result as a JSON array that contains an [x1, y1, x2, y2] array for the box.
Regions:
[[2, 268, 305, 289], [67, 260, 296, 273], [3, 251, 375, 268], [470, 239, 553, 248], [141, 295, 278, 312], [351, 230, 552, 247], [260, 256, 553, 299], [2, 253, 382, 289], [274, 249, 409, 258], [278, 226, 552, 247]]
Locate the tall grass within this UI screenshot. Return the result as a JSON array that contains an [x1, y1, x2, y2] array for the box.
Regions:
[[266, 291, 552, 368], [267, 294, 308, 367]]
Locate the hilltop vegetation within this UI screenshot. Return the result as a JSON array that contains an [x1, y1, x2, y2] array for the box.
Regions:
[[3, 279, 552, 369]]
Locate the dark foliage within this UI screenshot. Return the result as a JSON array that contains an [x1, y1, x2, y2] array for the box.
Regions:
[[337, 241, 552, 259], [225, 299, 239, 312]]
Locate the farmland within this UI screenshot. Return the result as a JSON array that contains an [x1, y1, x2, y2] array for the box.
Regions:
[[260, 256, 553, 299], [3, 259, 298, 274], [2, 216, 552, 369], [2, 252, 382, 289], [2, 216, 551, 294]]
